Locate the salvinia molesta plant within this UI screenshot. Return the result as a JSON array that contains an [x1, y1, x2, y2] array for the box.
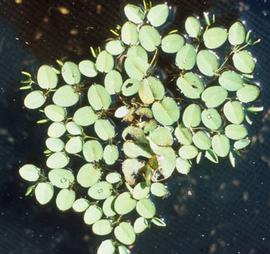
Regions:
[[19, 1, 262, 253]]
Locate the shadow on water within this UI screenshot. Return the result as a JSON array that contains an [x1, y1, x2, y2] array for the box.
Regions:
[[0, 0, 270, 253]]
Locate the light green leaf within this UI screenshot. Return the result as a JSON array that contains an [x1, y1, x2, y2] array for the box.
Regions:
[[182, 104, 201, 127], [19, 164, 40, 182], [37, 65, 58, 89], [83, 140, 103, 162], [175, 44, 196, 70], [151, 217, 166, 227], [134, 217, 149, 234], [94, 119, 115, 141], [114, 192, 137, 215], [114, 222, 136, 245], [105, 40, 125, 56], [103, 196, 116, 217], [152, 97, 180, 126], [97, 240, 115, 254], [48, 169, 74, 189], [178, 145, 198, 160], [96, 50, 114, 73], [92, 220, 113, 236], [136, 198, 156, 219], [65, 136, 83, 154], [236, 84, 260, 103], [203, 27, 227, 49], [124, 4, 145, 24], [139, 76, 165, 104], [123, 141, 151, 158], [201, 108, 222, 130], [24, 90, 46, 109], [66, 121, 83, 135], [192, 131, 211, 150], [161, 34, 185, 53], [77, 164, 101, 188], [150, 182, 169, 197], [103, 145, 119, 165], [218, 71, 243, 91], [61, 61, 81, 85], [84, 205, 103, 225], [223, 101, 244, 124], [133, 182, 150, 200], [44, 104, 66, 122], [205, 149, 219, 163], [176, 72, 204, 99], [124, 57, 150, 80], [234, 138, 251, 150], [53, 85, 79, 107], [201, 86, 228, 108], [104, 70, 123, 95], [174, 126, 193, 145], [185, 16, 201, 38], [35, 182, 54, 205], [225, 124, 248, 140], [121, 21, 138, 45], [56, 189, 76, 211], [118, 245, 131, 254], [47, 122, 66, 138], [88, 181, 112, 200], [211, 134, 230, 157], [127, 45, 148, 62], [105, 172, 122, 184], [149, 126, 173, 146], [196, 50, 220, 77], [46, 152, 70, 169], [139, 25, 161, 52], [232, 50, 255, 74], [87, 84, 112, 111], [122, 78, 140, 96], [147, 4, 169, 27], [72, 198, 89, 213], [228, 21, 246, 46], [175, 157, 191, 174], [73, 106, 98, 126], [79, 60, 98, 77]]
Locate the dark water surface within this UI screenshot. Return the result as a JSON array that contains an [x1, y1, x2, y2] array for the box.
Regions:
[[0, 0, 270, 253]]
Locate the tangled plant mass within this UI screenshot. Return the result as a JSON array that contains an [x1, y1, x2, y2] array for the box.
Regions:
[[19, 1, 262, 253]]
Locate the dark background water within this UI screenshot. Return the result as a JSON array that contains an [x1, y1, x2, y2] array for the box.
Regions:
[[0, 0, 270, 253]]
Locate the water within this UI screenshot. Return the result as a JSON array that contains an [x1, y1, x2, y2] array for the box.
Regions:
[[0, 0, 270, 253]]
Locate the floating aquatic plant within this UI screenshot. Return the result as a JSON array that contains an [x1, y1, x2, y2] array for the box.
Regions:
[[19, 1, 262, 253]]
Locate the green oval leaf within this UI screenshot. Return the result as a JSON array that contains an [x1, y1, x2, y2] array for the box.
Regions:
[[105, 40, 125, 56], [136, 198, 156, 219], [47, 122, 66, 138], [196, 50, 220, 77], [114, 222, 136, 245], [46, 152, 70, 169], [24, 90, 46, 109], [201, 86, 228, 108], [124, 4, 145, 24], [149, 126, 173, 146], [61, 61, 81, 85], [94, 119, 115, 141], [79, 60, 98, 77], [139, 25, 161, 52], [53, 85, 79, 107], [203, 27, 227, 49], [223, 101, 244, 124], [35, 182, 54, 205], [121, 21, 138, 45], [19, 164, 40, 182], [124, 57, 150, 81], [73, 106, 98, 126], [48, 169, 74, 189], [104, 70, 123, 95], [161, 34, 185, 53], [103, 145, 119, 165], [84, 205, 103, 225], [72, 198, 89, 213], [174, 126, 193, 145], [96, 50, 114, 73], [175, 157, 191, 174], [218, 71, 243, 91], [88, 181, 112, 200], [185, 16, 201, 38], [87, 84, 112, 111], [152, 97, 180, 126], [92, 219, 113, 236], [56, 189, 76, 211], [37, 65, 58, 89], [44, 104, 66, 122], [175, 44, 196, 70], [147, 4, 169, 27], [133, 182, 150, 200], [97, 240, 115, 254], [201, 108, 222, 130], [182, 104, 201, 127], [178, 145, 198, 160], [236, 84, 260, 103], [228, 21, 246, 46], [150, 182, 169, 197], [225, 124, 248, 140], [83, 140, 103, 162], [232, 50, 255, 74], [114, 192, 137, 215], [65, 136, 83, 154], [177, 72, 204, 99], [77, 163, 101, 188], [192, 131, 211, 150], [134, 217, 149, 234], [211, 134, 230, 157]]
